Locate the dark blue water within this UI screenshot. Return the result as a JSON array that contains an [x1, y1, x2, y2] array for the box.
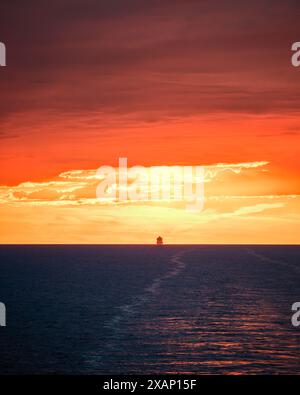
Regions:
[[0, 245, 300, 374]]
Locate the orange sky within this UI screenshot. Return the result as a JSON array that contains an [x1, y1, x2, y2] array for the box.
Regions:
[[0, 1, 299, 243]]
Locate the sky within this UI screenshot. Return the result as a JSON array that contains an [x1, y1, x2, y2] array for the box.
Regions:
[[0, 0, 299, 243]]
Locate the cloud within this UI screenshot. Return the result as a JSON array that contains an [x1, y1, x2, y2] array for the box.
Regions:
[[1, 0, 300, 133], [0, 160, 288, 208], [228, 203, 285, 217], [204, 161, 269, 180]]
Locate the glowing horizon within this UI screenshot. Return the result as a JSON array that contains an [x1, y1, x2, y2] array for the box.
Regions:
[[1, 159, 299, 244]]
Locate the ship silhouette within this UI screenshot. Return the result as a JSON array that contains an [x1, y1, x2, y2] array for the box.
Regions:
[[156, 236, 163, 245]]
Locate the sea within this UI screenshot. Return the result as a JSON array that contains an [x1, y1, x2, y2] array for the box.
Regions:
[[0, 245, 299, 374]]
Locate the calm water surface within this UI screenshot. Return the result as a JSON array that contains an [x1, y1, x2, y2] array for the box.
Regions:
[[0, 245, 299, 374]]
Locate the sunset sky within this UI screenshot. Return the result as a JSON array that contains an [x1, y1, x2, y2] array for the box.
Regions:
[[0, 0, 299, 243]]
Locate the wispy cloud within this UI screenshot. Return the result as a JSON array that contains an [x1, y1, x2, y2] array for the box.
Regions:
[[0, 161, 271, 206]]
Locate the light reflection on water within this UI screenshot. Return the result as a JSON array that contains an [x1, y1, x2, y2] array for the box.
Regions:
[[0, 245, 299, 374], [86, 246, 300, 374]]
